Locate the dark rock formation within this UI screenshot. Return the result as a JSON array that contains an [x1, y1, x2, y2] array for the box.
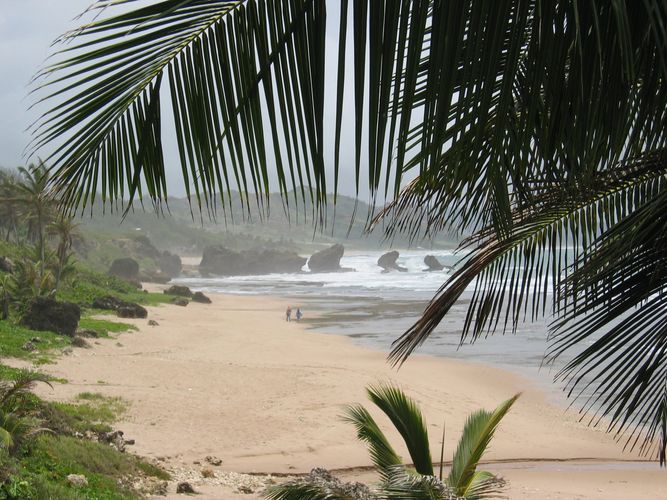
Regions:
[[92, 295, 127, 311], [138, 270, 170, 284], [191, 291, 211, 304], [307, 244, 346, 272], [131, 235, 161, 259], [92, 295, 147, 319], [116, 303, 148, 319], [176, 482, 196, 494], [21, 297, 80, 336], [0, 256, 13, 273], [199, 245, 307, 276], [423, 254, 445, 271], [171, 297, 189, 307], [159, 251, 182, 278], [377, 251, 408, 272], [108, 258, 139, 280], [164, 285, 193, 297]]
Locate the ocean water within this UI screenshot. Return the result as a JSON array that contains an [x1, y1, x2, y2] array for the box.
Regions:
[[173, 250, 566, 386]]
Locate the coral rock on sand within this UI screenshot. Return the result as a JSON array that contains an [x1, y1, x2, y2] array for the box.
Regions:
[[171, 297, 189, 307], [307, 244, 346, 272], [148, 319, 159, 326], [377, 250, 408, 273], [21, 297, 80, 336], [108, 257, 140, 280], [176, 482, 196, 494], [116, 303, 148, 319], [423, 254, 445, 271], [164, 285, 193, 297], [192, 291, 212, 304]]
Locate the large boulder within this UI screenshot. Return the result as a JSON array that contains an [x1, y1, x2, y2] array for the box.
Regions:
[[377, 251, 408, 273], [92, 295, 147, 319], [108, 258, 139, 280], [423, 255, 444, 271], [21, 297, 80, 336], [192, 291, 211, 304], [307, 244, 346, 272], [159, 251, 182, 278], [199, 245, 306, 276], [163, 285, 192, 297]]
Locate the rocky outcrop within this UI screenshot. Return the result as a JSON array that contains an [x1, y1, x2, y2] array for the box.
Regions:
[[423, 255, 444, 271], [21, 297, 80, 336], [163, 285, 192, 297], [92, 295, 147, 319], [192, 291, 211, 304], [307, 244, 347, 272], [199, 245, 307, 276], [0, 256, 13, 273], [377, 251, 408, 272], [159, 251, 182, 278], [108, 258, 139, 281], [117, 303, 148, 319]]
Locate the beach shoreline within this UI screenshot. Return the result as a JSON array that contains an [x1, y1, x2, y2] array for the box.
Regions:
[[25, 290, 665, 498]]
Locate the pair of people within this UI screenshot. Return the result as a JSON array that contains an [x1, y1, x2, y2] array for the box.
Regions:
[[285, 306, 302, 322]]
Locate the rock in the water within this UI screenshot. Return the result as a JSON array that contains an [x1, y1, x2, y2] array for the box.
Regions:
[[191, 291, 211, 304], [171, 297, 189, 307], [164, 285, 193, 297], [377, 251, 408, 272], [108, 257, 140, 280], [308, 244, 345, 272], [67, 474, 88, 487], [423, 254, 444, 271], [199, 245, 306, 276], [159, 251, 182, 278], [117, 303, 148, 319], [176, 482, 196, 494], [21, 297, 80, 336]]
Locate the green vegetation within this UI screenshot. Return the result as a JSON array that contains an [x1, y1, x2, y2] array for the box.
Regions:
[[0, 322, 69, 363], [0, 371, 168, 499], [77, 318, 136, 338], [269, 384, 518, 499]]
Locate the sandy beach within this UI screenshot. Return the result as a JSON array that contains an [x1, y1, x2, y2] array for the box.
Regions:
[[27, 291, 665, 498]]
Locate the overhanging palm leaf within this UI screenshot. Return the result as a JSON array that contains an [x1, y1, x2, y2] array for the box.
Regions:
[[33, 0, 667, 460]]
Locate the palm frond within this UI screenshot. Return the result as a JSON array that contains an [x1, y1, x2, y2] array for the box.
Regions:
[[447, 394, 518, 498], [264, 482, 352, 500], [366, 384, 433, 476], [380, 465, 455, 500], [389, 150, 667, 365], [343, 404, 402, 479]]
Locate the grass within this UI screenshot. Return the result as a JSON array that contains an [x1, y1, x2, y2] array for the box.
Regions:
[[49, 392, 129, 435], [1, 435, 169, 499], [0, 321, 70, 363], [78, 317, 137, 337]]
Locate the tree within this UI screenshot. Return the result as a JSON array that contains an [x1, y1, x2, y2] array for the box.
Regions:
[[0, 169, 21, 243], [267, 384, 518, 499], [47, 216, 79, 291], [32, 1, 667, 461]]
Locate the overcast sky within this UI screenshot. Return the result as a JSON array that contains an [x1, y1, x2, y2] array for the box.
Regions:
[[0, 1, 385, 201], [0, 0, 91, 169]]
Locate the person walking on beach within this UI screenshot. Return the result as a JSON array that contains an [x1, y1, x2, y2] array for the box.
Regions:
[[296, 308, 302, 321], [286, 305, 292, 322]]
